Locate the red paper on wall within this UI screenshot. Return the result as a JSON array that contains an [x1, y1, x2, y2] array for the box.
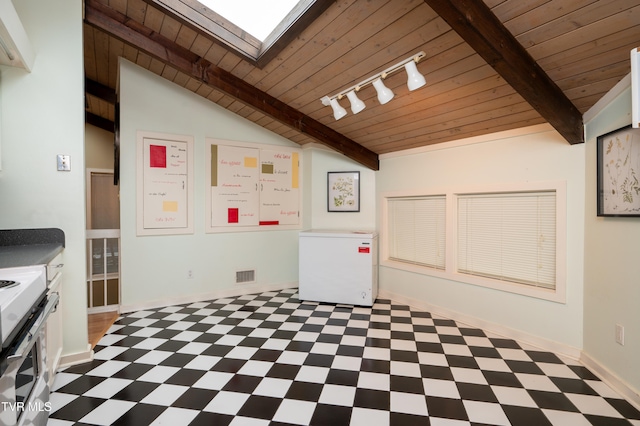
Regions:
[[149, 145, 167, 168], [228, 208, 239, 223]]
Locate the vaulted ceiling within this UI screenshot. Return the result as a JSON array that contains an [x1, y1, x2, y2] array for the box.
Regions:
[[83, 0, 640, 170]]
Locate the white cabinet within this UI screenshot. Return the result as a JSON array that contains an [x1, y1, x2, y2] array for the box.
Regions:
[[299, 230, 378, 306], [45, 253, 63, 386]]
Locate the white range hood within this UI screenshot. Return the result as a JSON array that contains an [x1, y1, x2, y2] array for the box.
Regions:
[[0, 0, 34, 71]]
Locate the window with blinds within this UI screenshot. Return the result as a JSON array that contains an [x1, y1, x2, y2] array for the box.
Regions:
[[457, 191, 556, 289], [387, 196, 446, 270]]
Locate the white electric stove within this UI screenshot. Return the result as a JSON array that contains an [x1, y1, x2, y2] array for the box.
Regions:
[[0, 265, 47, 349]]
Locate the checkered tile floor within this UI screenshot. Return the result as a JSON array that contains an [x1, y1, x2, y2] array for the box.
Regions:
[[48, 289, 640, 425]]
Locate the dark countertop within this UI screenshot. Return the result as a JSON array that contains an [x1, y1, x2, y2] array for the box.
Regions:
[[0, 244, 64, 269], [0, 228, 65, 269]]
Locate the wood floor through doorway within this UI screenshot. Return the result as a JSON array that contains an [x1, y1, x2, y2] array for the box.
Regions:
[[88, 310, 119, 349]]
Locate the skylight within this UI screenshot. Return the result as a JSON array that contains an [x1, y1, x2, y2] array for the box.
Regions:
[[197, 0, 300, 41]]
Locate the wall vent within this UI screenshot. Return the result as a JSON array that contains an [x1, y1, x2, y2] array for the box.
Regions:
[[236, 269, 256, 284]]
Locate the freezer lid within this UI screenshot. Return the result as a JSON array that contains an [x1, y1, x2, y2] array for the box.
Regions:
[[299, 229, 377, 238]]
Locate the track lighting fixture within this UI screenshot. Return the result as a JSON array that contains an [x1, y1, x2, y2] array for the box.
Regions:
[[321, 51, 426, 120]]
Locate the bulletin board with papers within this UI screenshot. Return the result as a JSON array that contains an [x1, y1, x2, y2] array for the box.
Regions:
[[136, 131, 194, 235], [206, 139, 301, 232]]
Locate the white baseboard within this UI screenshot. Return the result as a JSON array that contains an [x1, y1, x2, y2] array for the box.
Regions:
[[378, 289, 582, 359], [580, 352, 640, 410], [58, 344, 93, 370], [120, 281, 298, 314]]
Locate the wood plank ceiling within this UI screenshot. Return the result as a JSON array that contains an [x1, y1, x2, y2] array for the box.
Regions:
[[84, 0, 640, 169]]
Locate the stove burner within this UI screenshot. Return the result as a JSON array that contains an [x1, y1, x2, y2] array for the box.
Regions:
[[0, 280, 19, 289]]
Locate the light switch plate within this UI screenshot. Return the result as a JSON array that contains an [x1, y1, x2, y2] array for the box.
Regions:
[[57, 154, 71, 171]]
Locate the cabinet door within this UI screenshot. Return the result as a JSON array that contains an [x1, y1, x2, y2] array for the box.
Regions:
[[46, 272, 63, 386]]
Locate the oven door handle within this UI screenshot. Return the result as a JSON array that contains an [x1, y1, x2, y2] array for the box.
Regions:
[[7, 292, 60, 362]]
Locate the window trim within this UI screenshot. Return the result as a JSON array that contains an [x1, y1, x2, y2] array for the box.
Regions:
[[149, 0, 333, 68], [380, 181, 567, 303]]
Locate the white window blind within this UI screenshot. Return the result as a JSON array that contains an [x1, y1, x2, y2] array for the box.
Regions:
[[457, 191, 556, 289], [388, 196, 446, 269]]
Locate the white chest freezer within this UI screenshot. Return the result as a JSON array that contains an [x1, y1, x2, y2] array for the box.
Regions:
[[299, 230, 378, 306]]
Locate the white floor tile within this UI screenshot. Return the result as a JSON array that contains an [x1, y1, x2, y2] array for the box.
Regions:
[[228, 416, 270, 426], [51, 373, 81, 392], [295, 365, 330, 384], [463, 400, 510, 426], [171, 330, 203, 341], [318, 384, 355, 407], [350, 407, 390, 426], [566, 393, 624, 417], [331, 355, 362, 371], [48, 392, 78, 414], [422, 378, 461, 399], [177, 342, 211, 355], [542, 409, 592, 426], [141, 384, 189, 406], [137, 365, 180, 383], [491, 385, 537, 407], [357, 371, 390, 391], [451, 367, 488, 385], [83, 378, 133, 399], [442, 343, 473, 357], [132, 337, 166, 350], [261, 338, 290, 351], [79, 399, 136, 426], [417, 352, 448, 367], [193, 371, 234, 390], [390, 360, 422, 378], [131, 327, 162, 338], [391, 391, 428, 416], [237, 360, 274, 376], [514, 372, 561, 392], [496, 348, 532, 361], [362, 347, 390, 361], [226, 345, 258, 360], [272, 399, 316, 425], [254, 377, 292, 398], [475, 357, 511, 372], [93, 346, 129, 360], [276, 351, 308, 366], [134, 350, 173, 365], [86, 360, 129, 377], [390, 339, 417, 352], [149, 407, 199, 426], [203, 391, 250, 415], [537, 362, 580, 379]]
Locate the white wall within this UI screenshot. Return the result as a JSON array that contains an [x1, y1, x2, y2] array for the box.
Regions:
[[583, 79, 640, 397], [118, 59, 303, 309], [85, 124, 115, 170], [376, 125, 586, 353], [0, 0, 87, 358], [302, 145, 376, 231]]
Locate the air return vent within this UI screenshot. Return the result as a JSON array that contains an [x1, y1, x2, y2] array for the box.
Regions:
[[236, 269, 256, 284]]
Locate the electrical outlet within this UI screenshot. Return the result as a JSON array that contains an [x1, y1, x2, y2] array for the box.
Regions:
[[615, 324, 625, 345], [187, 269, 194, 279]]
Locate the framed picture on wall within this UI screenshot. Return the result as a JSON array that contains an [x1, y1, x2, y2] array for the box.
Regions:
[[597, 125, 640, 216], [328, 171, 360, 212]]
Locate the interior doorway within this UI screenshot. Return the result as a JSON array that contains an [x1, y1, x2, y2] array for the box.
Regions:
[[86, 169, 121, 314]]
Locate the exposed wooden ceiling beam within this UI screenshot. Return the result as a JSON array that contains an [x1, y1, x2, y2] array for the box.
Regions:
[[86, 111, 114, 133], [423, 0, 584, 144], [86, 78, 117, 104], [84, 0, 379, 170]]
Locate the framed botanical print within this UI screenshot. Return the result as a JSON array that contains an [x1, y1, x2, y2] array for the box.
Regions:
[[597, 125, 640, 216], [328, 171, 360, 212]]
